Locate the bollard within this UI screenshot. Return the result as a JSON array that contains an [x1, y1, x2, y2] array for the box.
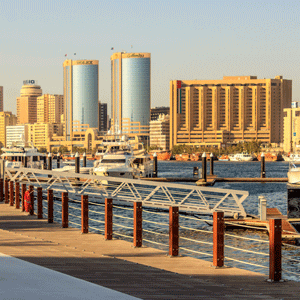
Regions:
[[9, 180, 14, 206], [153, 153, 157, 178], [169, 206, 179, 257], [105, 198, 113, 240], [81, 195, 88, 233], [57, 152, 61, 169], [0, 178, 3, 202], [83, 152, 87, 168], [193, 167, 199, 178], [15, 182, 20, 209], [47, 189, 53, 223], [202, 152, 207, 182], [75, 152, 80, 174], [47, 153, 52, 170], [21, 183, 26, 211], [210, 153, 214, 175], [213, 211, 224, 267], [259, 196, 267, 221], [43, 156, 47, 169], [29, 185, 34, 215], [24, 156, 27, 168], [261, 152, 266, 178], [4, 179, 9, 204], [62, 192, 68, 228], [37, 187, 43, 219], [133, 202, 142, 247], [269, 219, 282, 282]]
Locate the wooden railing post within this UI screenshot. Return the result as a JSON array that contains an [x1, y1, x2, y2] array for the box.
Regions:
[[0, 178, 3, 202], [62, 192, 68, 228], [269, 219, 282, 282], [81, 195, 88, 234], [47, 189, 53, 223], [169, 206, 179, 256], [4, 179, 9, 204], [213, 211, 224, 267], [133, 201, 142, 247], [37, 187, 43, 219], [15, 182, 20, 209], [105, 198, 113, 240], [29, 185, 34, 215], [9, 180, 14, 206], [21, 183, 26, 211]]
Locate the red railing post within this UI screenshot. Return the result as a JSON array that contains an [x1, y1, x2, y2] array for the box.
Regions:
[[47, 189, 53, 223], [213, 211, 224, 267], [269, 219, 282, 282], [169, 206, 179, 256], [9, 180, 14, 206], [0, 178, 3, 202], [105, 198, 113, 240], [15, 182, 20, 209], [37, 187, 43, 219], [5, 179, 9, 204], [133, 201, 142, 247], [62, 192, 68, 228], [81, 195, 88, 233], [29, 185, 34, 215], [21, 183, 26, 212]]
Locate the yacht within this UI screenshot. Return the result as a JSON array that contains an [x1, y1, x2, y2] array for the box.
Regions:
[[283, 153, 300, 162], [288, 162, 300, 184], [228, 152, 255, 162]]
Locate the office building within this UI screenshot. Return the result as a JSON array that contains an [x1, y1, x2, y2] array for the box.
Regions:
[[37, 94, 64, 124], [17, 80, 42, 124], [283, 107, 300, 153], [111, 52, 151, 134], [151, 107, 170, 121], [0, 86, 3, 112], [0, 112, 17, 147], [98, 102, 108, 132], [6, 125, 28, 147], [63, 59, 99, 140], [150, 114, 170, 150], [170, 76, 292, 149]]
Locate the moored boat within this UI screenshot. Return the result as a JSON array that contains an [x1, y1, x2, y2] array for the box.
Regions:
[[219, 154, 230, 161], [257, 153, 284, 161], [228, 152, 255, 162], [149, 151, 171, 161]]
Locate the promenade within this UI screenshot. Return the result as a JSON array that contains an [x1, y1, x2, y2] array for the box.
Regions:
[[0, 202, 299, 299]]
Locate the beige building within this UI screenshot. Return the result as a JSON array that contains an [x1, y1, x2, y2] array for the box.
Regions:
[[0, 112, 17, 147], [150, 114, 170, 150], [17, 82, 42, 124], [170, 76, 292, 149], [283, 107, 300, 153], [37, 94, 64, 124], [0, 86, 3, 112]]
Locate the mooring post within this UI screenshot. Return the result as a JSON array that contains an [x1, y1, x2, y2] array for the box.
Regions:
[[29, 185, 34, 215], [47, 153, 52, 171], [4, 179, 9, 204], [24, 156, 27, 168], [75, 152, 80, 174], [81, 195, 89, 233], [9, 180, 14, 206], [37, 187, 43, 219], [105, 198, 113, 240], [210, 153, 214, 175], [213, 211, 224, 267], [169, 206, 179, 257], [259, 196, 267, 221], [47, 189, 53, 223], [62, 192, 68, 228], [0, 178, 3, 202], [202, 152, 207, 182], [83, 152, 87, 168], [261, 152, 266, 178], [21, 183, 26, 211], [269, 218, 282, 282], [57, 152, 60, 169], [15, 182, 20, 209], [193, 166, 199, 178], [133, 201, 142, 247], [153, 153, 158, 178]]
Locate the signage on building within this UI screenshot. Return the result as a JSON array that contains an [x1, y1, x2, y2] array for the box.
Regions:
[[126, 53, 145, 58], [23, 80, 35, 85], [77, 61, 93, 65]]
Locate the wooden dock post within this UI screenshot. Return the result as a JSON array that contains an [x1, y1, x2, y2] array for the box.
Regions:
[[0, 178, 3, 202], [105, 198, 113, 240], [29, 185, 34, 215], [169, 206, 179, 257], [47, 153, 52, 170], [202, 152, 207, 182], [213, 211, 224, 267], [37, 187, 43, 219], [261, 152, 266, 178], [83, 152, 87, 168], [62, 192, 68, 228], [75, 152, 80, 174], [47, 189, 53, 223], [9, 180, 14, 206], [269, 218, 282, 282], [133, 201, 142, 247], [153, 153, 158, 178], [57, 152, 61, 168], [210, 153, 214, 175], [4, 179, 9, 204], [21, 183, 26, 211], [81, 195, 88, 234], [15, 182, 20, 209]]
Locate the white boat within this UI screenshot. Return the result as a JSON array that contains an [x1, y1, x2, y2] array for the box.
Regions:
[[52, 160, 92, 174], [288, 162, 300, 184], [283, 153, 300, 162], [228, 152, 255, 162]]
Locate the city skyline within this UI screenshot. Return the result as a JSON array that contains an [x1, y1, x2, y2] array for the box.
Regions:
[[1, 0, 299, 114]]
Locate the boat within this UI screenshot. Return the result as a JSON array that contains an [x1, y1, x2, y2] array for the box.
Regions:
[[175, 153, 190, 161], [283, 153, 300, 162], [52, 160, 92, 174], [219, 154, 230, 162], [228, 152, 255, 162], [257, 153, 284, 161], [288, 162, 300, 184], [149, 151, 171, 161]]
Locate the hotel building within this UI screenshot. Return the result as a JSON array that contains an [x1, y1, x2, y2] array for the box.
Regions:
[[111, 52, 150, 135], [37, 94, 64, 124], [283, 107, 300, 153], [0, 86, 3, 112], [6, 125, 28, 147], [150, 114, 170, 150], [63, 59, 99, 140], [0, 112, 17, 147], [170, 76, 292, 148]]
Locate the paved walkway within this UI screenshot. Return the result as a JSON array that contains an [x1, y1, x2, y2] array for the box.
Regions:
[[0, 202, 299, 299]]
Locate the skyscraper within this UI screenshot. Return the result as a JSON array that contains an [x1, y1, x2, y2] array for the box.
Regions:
[[63, 59, 99, 140], [37, 94, 64, 124], [111, 52, 151, 133], [0, 86, 3, 112], [98, 101, 108, 132]]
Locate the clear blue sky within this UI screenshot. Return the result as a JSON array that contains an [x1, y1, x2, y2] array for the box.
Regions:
[[0, 0, 299, 115]]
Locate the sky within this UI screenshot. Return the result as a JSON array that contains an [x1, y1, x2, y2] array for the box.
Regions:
[[0, 0, 300, 115]]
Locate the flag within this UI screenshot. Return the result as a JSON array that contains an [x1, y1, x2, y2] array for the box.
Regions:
[[111, 47, 114, 50], [65, 54, 67, 56]]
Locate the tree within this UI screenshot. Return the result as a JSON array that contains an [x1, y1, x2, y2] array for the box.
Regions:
[[58, 145, 68, 154], [38, 147, 47, 153]]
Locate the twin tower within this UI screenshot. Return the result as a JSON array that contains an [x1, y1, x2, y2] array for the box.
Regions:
[[63, 52, 151, 139]]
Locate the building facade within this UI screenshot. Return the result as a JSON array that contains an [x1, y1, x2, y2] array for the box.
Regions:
[[6, 125, 28, 147], [283, 107, 300, 153], [17, 81, 42, 124], [63, 59, 99, 140], [0, 112, 17, 147], [0, 86, 3, 112], [150, 114, 170, 150], [98, 102, 108, 132], [170, 76, 292, 149], [37, 94, 64, 124], [111, 52, 151, 134], [151, 106, 170, 121]]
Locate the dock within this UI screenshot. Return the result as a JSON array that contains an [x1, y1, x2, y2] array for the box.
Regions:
[[1, 203, 300, 299]]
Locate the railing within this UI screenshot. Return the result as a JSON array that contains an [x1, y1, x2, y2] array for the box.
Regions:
[[5, 167, 248, 217]]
